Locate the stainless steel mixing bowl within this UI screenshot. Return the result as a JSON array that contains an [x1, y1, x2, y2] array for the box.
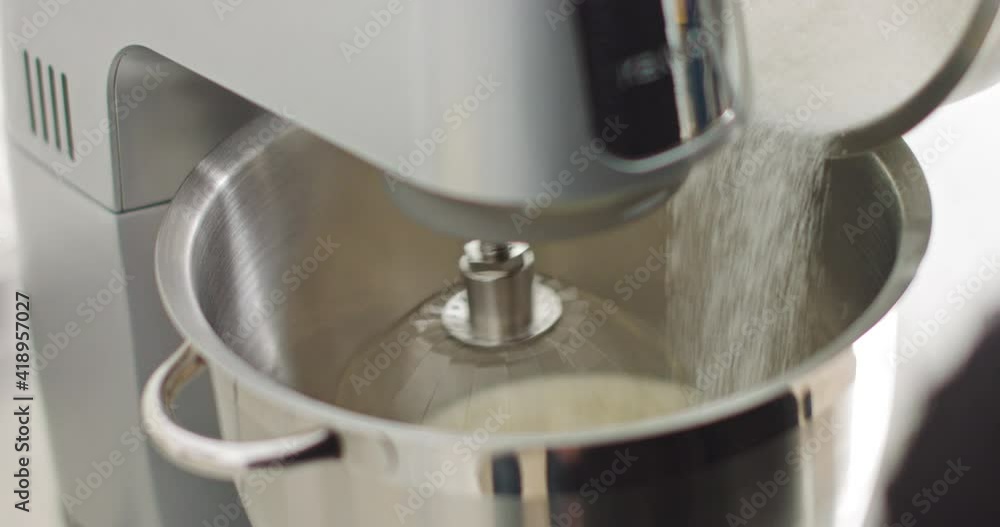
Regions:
[[143, 114, 930, 526]]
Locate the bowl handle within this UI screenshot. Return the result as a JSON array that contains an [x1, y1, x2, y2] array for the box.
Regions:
[[141, 343, 339, 480]]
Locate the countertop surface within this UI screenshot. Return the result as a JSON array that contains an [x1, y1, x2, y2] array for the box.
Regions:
[[1, 83, 999, 527]]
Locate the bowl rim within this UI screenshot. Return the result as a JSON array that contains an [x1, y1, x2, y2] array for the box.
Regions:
[[155, 115, 932, 452]]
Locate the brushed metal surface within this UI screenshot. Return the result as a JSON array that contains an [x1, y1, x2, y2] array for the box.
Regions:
[[146, 115, 931, 526]]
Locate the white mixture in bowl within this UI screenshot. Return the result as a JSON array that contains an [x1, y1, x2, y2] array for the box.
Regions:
[[424, 373, 693, 433]]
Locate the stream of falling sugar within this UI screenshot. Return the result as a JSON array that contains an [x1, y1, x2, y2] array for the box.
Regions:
[[661, 125, 831, 402]]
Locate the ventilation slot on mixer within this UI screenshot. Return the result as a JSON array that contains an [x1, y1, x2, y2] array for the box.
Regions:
[[22, 51, 74, 160], [34, 59, 48, 143], [21, 52, 36, 136], [48, 66, 61, 151], [61, 73, 75, 160]]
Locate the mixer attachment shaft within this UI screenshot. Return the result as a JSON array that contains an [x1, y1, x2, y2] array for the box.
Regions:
[[442, 241, 563, 348]]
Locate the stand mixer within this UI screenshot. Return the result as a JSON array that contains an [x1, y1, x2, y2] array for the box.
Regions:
[[4, 1, 743, 525], [3, 0, 999, 526]]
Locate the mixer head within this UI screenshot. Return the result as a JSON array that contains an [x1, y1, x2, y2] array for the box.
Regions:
[[386, 0, 749, 242]]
